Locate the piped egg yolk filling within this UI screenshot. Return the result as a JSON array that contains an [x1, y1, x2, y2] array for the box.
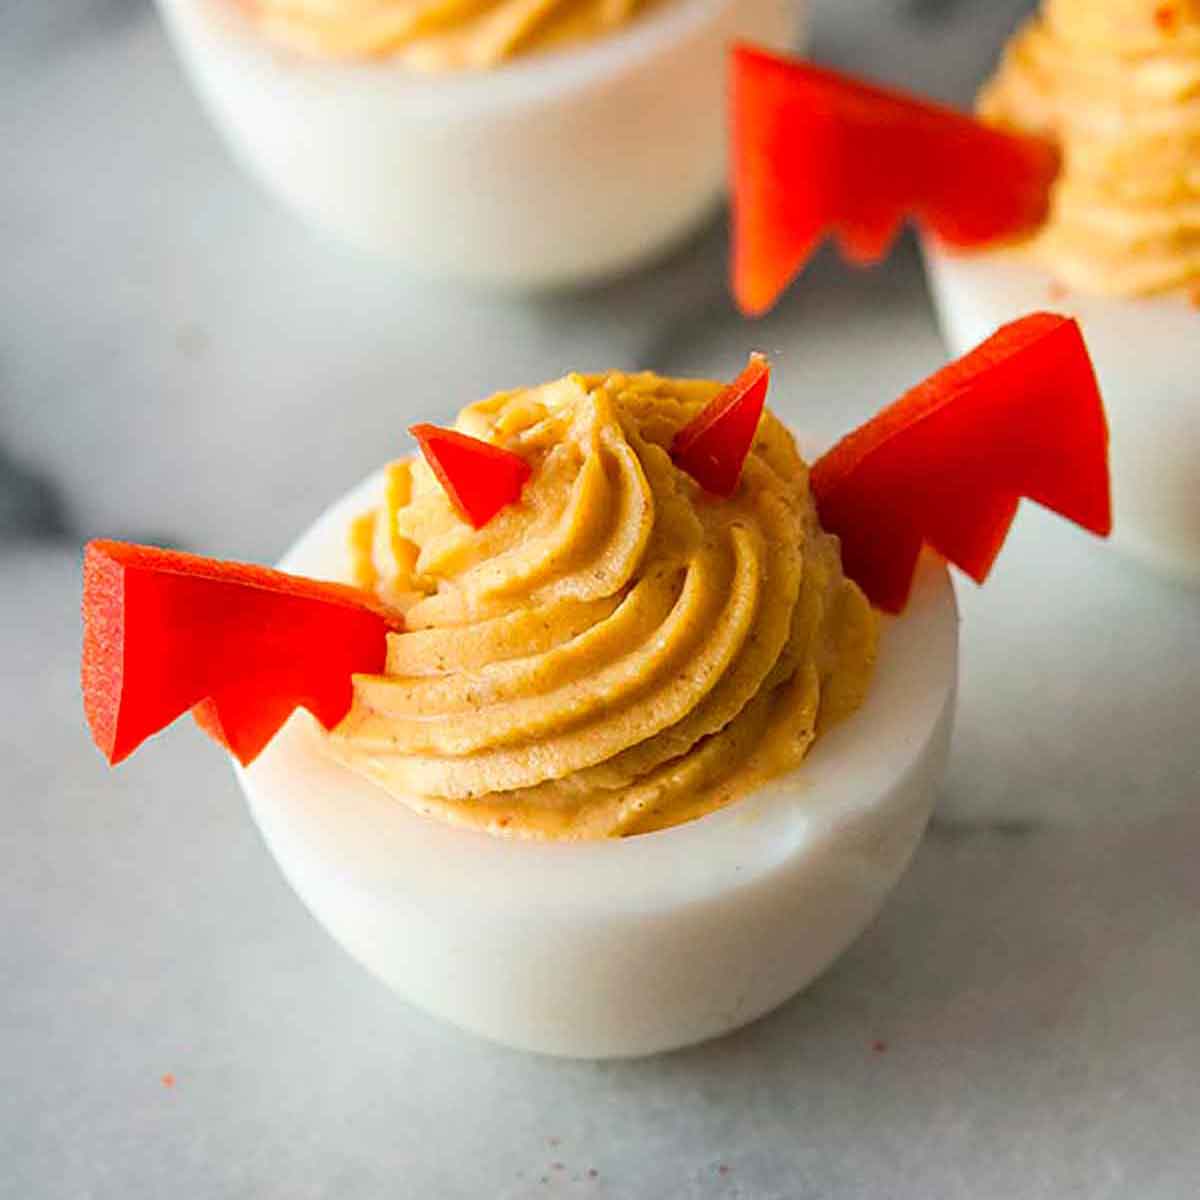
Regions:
[[979, 0, 1200, 296], [332, 371, 877, 840]]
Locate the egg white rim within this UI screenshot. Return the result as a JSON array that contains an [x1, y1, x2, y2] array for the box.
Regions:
[[920, 236, 1199, 327]]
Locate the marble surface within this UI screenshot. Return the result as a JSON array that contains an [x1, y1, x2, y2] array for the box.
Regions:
[[4, 1, 1199, 1197]]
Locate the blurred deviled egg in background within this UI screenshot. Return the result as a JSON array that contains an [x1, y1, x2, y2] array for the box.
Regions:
[[154, 0, 800, 287], [924, 0, 1200, 581], [727, 11, 1196, 582]]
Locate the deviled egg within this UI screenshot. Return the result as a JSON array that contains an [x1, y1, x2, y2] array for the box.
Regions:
[[82, 327, 1110, 1058], [237, 369, 956, 1057], [154, 0, 799, 286], [924, 0, 1200, 580], [243, 450, 955, 1057]]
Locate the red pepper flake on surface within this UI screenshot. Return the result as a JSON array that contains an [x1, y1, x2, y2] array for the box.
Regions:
[[1154, 4, 1179, 32], [872, 1040, 888, 1054], [161, 1073, 176, 1088]]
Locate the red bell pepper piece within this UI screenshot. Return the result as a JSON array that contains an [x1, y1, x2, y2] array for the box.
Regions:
[[730, 46, 1060, 315], [82, 540, 401, 766], [810, 313, 1110, 613], [671, 354, 770, 497], [411, 424, 531, 529]]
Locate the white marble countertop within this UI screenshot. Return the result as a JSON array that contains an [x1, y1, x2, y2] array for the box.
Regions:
[[3, 2, 1199, 1197]]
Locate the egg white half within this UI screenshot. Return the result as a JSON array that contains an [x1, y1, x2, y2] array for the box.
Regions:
[[923, 239, 1200, 584], [237, 469, 957, 1058]]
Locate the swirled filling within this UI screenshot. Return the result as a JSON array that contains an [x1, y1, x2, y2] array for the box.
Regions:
[[979, 0, 1200, 296], [333, 371, 877, 839], [237, 0, 659, 69]]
